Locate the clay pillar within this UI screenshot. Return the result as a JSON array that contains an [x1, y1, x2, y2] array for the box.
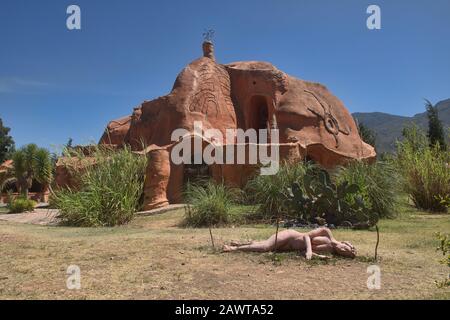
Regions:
[[202, 41, 215, 61], [167, 162, 184, 204], [142, 149, 171, 210]]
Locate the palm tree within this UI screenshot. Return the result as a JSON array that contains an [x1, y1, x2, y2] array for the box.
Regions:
[[12, 147, 31, 197], [0, 170, 11, 199], [33, 148, 53, 201], [11, 144, 53, 200]]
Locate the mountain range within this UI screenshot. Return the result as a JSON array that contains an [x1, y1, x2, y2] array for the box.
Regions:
[[353, 98, 450, 154]]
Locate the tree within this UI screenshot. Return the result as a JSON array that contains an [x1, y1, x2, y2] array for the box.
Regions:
[[11, 144, 53, 199], [0, 118, 15, 163], [357, 121, 377, 149], [400, 123, 428, 154], [33, 148, 53, 201], [425, 99, 447, 150]]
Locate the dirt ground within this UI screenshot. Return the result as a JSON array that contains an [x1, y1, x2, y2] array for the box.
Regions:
[[0, 209, 59, 225], [0, 206, 449, 300]]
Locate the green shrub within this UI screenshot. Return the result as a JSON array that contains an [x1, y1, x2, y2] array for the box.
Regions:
[[184, 181, 237, 227], [245, 159, 398, 226], [244, 161, 316, 221], [335, 160, 399, 218], [435, 232, 450, 288], [286, 168, 378, 228], [52, 145, 147, 227], [397, 125, 450, 212], [438, 195, 450, 209], [8, 197, 37, 213]]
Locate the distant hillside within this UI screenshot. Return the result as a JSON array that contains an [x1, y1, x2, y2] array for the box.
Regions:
[[353, 99, 450, 154]]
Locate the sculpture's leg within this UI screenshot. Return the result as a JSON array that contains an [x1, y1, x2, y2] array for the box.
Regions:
[[224, 232, 289, 252], [232, 240, 274, 252]]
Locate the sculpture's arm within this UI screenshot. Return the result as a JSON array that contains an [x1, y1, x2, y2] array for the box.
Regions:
[[304, 235, 313, 260], [312, 252, 330, 260]]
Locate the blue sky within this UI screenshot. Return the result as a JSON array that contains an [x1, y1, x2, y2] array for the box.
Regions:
[[1, 0, 449, 151]]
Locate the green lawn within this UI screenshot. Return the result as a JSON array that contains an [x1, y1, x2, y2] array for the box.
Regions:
[[0, 203, 449, 299]]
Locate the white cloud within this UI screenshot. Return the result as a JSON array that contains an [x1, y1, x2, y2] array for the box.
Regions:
[[0, 77, 50, 93]]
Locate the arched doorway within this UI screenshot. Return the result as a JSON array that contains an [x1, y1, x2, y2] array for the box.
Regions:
[[247, 95, 269, 131], [183, 161, 209, 185], [246, 95, 271, 143], [182, 139, 211, 186]]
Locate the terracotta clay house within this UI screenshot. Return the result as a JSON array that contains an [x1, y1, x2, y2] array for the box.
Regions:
[[56, 41, 376, 210]]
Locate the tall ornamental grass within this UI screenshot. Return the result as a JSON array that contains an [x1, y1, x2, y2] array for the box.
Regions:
[[336, 160, 399, 218], [398, 145, 450, 212], [244, 161, 317, 221], [184, 181, 238, 227], [397, 125, 450, 212], [53, 145, 148, 226]]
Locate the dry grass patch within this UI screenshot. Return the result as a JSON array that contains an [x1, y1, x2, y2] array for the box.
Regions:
[[0, 205, 449, 300]]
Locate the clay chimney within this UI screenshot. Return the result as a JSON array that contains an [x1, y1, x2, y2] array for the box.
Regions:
[[202, 41, 215, 61]]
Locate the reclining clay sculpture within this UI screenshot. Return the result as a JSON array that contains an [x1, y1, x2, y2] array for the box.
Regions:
[[223, 227, 357, 259]]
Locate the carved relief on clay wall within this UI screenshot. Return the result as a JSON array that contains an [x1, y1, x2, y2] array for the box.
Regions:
[[188, 61, 236, 125], [304, 89, 351, 148]]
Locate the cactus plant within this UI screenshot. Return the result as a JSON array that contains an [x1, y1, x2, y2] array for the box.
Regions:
[[285, 168, 379, 229]]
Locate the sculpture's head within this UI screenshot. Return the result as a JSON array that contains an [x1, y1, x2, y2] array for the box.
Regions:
[[333, 241, 356, 258]]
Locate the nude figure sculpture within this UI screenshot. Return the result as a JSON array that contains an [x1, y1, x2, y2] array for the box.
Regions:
[[223, 227, 356, 259]]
